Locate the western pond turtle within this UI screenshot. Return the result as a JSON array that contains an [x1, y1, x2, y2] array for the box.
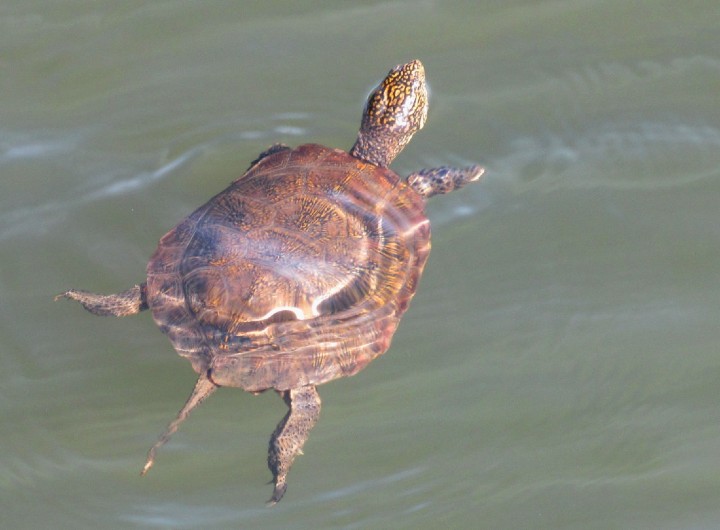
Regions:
[[57, 60, 483, 504]]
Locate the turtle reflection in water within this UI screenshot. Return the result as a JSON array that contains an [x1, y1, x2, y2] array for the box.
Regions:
[[57, 60, 484, 504]]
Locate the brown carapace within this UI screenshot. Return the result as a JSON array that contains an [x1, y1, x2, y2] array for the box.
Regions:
[[56, 60, 483, 504]]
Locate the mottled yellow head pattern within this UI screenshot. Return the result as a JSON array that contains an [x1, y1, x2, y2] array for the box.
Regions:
[[351, 60, 429, 168]]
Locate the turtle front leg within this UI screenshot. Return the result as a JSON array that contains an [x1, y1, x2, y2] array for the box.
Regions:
[[55, 283, 148, 317], [267, 385, 321, 505], [407, 165, 485, 198]]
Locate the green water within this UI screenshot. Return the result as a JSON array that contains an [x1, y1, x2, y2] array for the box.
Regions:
[[2, 1, 720, 528]]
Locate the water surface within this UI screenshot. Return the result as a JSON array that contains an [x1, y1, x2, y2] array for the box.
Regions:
[[2, 1, 719, 529]]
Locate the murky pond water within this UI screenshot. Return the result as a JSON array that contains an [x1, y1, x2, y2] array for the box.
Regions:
[[2, 1, 720, 528]]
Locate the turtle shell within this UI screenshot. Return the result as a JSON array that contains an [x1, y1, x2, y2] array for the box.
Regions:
[[146, 143, 430, 392]]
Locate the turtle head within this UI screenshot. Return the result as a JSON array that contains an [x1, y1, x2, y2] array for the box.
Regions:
[[350, 60, 428, 168]]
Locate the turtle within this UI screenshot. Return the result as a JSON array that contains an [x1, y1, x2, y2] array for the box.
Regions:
[[56, 59, 484, 504]]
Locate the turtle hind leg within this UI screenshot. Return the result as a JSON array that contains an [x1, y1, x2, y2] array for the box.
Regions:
[[55, 283, 148, 317], [267, 386, 321, 505], [407, 165, 485, 199]]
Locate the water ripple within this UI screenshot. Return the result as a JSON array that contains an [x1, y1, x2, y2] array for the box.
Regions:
[[493, 121, 720, 191], [0, 146, 202, 243], [0, 122, 312, 242]]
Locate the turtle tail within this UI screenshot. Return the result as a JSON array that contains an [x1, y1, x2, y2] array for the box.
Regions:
[[141, 374, 218, 476]]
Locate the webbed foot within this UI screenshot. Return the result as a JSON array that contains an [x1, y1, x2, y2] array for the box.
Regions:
[[248, 143, 292, 169], [407, 164, 484, 198], [55, 283, 148, 317], [267, 386, 321, 505]]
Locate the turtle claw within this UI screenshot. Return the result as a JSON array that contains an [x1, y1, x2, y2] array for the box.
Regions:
[[266, 482, 288, 506]]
